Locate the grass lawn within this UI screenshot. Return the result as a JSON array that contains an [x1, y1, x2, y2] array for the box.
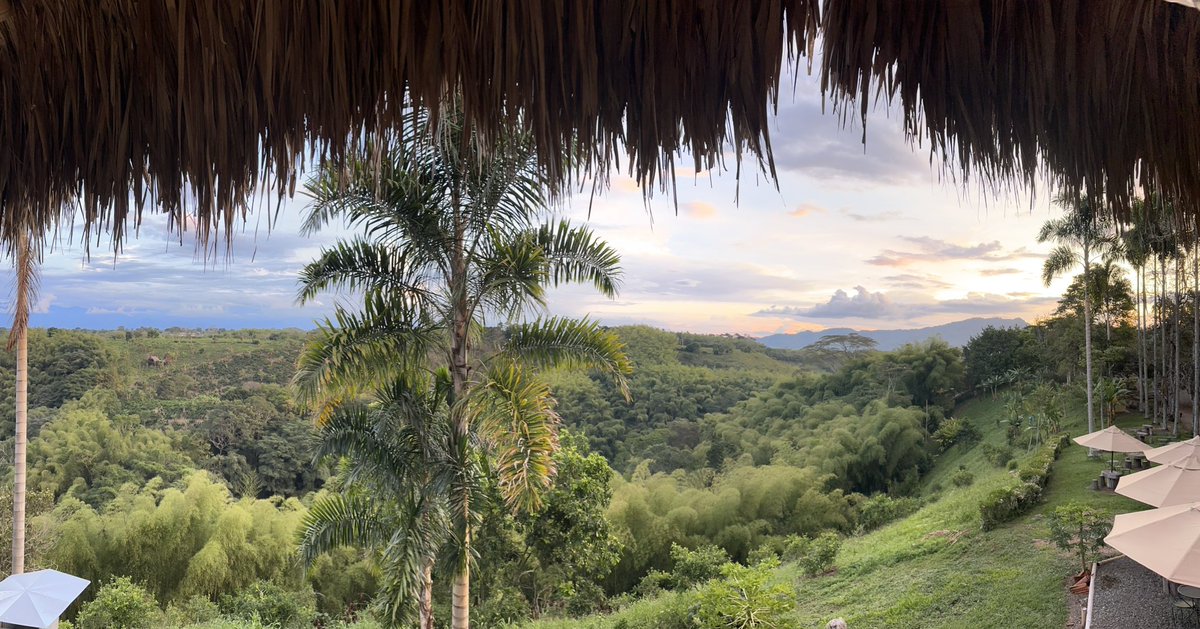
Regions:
[[528, 395, 1165, 629]]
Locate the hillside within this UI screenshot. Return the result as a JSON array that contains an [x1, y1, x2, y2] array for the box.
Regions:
[[528, 395, 1149, 629], [757, 317, 1028, 351]]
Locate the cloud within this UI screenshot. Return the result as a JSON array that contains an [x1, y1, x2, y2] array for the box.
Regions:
[[684, 202, 718, 220], [980, 268, 1022, 276], [755, 287, 1057, 322], [772, 99, 929, 185], [882, 274, 952, 290], [760, 286, 898, 319], [867, 236, 1041, 267], [789, 203, 827, 218], [840, 209, 905, 222]]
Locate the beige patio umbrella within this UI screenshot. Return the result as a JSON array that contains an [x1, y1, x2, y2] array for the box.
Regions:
[[1105, 502, 1200, 588], [1073, 425, 1148, 472], [1146, 436, 1200, 465], [1116, 453, 1200, 507]]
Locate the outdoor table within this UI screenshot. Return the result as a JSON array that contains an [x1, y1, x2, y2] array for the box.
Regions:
[[1102, 470, 1121, 489], [1177, 584, 1200, 625], [1128, 453, 1148, 469]]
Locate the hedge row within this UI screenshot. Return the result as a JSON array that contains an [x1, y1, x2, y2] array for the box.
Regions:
[[979, 435, 1069, 531]]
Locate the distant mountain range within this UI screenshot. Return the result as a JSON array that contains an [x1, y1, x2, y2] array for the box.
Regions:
[[757, 317, 1028, 352]]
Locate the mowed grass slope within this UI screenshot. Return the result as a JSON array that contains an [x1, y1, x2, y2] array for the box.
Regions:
[[529, 395, 1154, 629]]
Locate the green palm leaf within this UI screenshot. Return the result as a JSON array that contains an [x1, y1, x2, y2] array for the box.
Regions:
[[501, 317, 632, 400]]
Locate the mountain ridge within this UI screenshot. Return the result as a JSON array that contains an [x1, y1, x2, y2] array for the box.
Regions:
[[757, 316, 1028, 352]]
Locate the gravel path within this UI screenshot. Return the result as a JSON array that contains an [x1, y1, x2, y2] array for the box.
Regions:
[[1090, 556, 1194, 628]]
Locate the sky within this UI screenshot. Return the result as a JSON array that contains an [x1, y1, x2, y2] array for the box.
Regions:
[[22, 77, 1073, 337]]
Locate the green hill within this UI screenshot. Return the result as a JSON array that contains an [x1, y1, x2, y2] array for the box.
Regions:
[[527, 395, 1150, 629]]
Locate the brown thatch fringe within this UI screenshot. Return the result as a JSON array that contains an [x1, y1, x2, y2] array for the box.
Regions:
[[821, 0, 1200, 223], [0, 1, 819, 251]]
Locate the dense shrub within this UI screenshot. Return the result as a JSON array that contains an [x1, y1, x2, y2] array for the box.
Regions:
[[784, 531, 841, 577], [981, 443, 1014, 467], [75, 577, 162, 629], [851, 494, 921, 533], [218, 580, 316, 628], [950, 466, 976, 487], [932, 417, 981, 451], [979, 436, 1067, 530], [669, 543, 730, 589], [696, 559, 793, 628]]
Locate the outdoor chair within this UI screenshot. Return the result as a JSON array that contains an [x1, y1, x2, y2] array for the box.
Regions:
[[1171, 591, 1200, 628]]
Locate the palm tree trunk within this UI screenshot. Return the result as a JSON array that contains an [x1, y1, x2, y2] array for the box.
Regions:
[[1193, 226, 1199, 436], [1083, 244, 1096, 436], [11, 325, 25, 575], [1138, 263, 1147, 414], [1175, 256, 1183, 435], [419, 562, 434, 629], [451, 539, 471, 629], [10, 230, 32, 575]]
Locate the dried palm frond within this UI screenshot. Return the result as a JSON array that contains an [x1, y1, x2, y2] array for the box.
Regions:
[[0, 1, 819, 252], [821, 0, 1200, 223]]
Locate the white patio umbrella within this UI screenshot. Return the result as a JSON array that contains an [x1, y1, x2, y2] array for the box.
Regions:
[[1116, 452, 1200, 507], [0, 569, 90, 629], [1146, 435, 1200, 465], [1073, 425, 1148, 471], [1105, 502, 1200, 588]]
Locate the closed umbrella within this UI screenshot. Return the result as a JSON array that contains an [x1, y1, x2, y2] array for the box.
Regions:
[[1146, 436, 1200, 465], [1105, 502, 1200, 588], [0, 569, 90, 629], [1073, 425, 1148, 471], [1116, 453, 1200, 507]]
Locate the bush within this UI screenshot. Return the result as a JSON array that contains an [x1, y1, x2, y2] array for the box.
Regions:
[[165, 595, 221, 626], [852, 494, 921, 533], [669, 543, 730, 589], [950, 466, 975, 487], [747, 545, 780, 566], [696, 559, 793, 628], [981, 443, 1014, 467], [218, 581, 316, 628], [75, 577, 162, 629], [979, 436, 1067, 530], [932, 417, 981, 451], [784, 531, 841, 577], [1047, 502, 1113, 573], [634, 570, 673, 598]]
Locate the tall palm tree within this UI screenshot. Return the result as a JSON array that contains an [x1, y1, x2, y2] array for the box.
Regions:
[[293, 107, 630, 629], [7, 230, 36, 575], [1040, 193, 1113, 437]]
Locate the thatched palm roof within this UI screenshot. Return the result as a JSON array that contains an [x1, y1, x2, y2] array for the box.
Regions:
[[821, 0, 1200, 222], [0, 0, 818, 249], [2, 0, 1200, 250]]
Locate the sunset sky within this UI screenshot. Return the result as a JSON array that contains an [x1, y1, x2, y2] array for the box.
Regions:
[[27, 76, 1071, 336]]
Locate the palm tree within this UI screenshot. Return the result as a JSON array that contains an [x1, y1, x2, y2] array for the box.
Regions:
[[298, 372, 451, 627], [7, 230, 36, 575], [1040, 193, 1113, 437], [293, 107, 630, 629]]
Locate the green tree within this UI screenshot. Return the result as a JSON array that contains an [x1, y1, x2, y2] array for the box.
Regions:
[[1055, 262, 1134, 343], [1047, 502, 1111, 574], [293, 106, 630, 629], [1039, 193, 1114, 436]]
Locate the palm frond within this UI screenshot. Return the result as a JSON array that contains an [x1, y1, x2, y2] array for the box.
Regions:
[[297, 237, 436, 306], [292, 296, 441, 412], [7, 231, 39, 351], [296, 492, 395, 565], [529, 220, 623, 298], [468, 363, 562, 513], [1042, 245, 1079, 287], [501, 316, 633, 400]]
